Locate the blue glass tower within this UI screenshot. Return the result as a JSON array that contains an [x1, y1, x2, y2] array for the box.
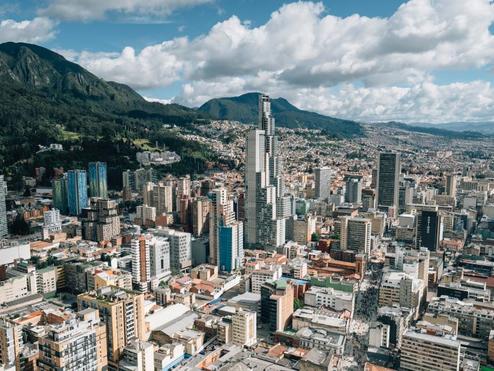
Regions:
[[52, 176, 68, 215], [88, 162, 108, 198], [67, 170, 88, 215], [218, 222, 244, 273]]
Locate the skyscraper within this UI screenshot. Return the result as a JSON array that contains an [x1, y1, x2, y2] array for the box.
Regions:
[[314, 167, 331, 200], [345, 175, 363, 204], [0, 176, 7, 237], [67, 170, 88, 216], [218, 221, 244, 273], [377, 152, 401, 210], [52, 176, 68, 214], [416, 209, 442, 251], [245, 94, 285, 248], [445, 174, 457, 197], [88, 162, 108, 198], [209, 187, 235, 265]]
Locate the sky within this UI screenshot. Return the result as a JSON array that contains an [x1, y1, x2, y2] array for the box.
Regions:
[[2, 0, 494, 124]]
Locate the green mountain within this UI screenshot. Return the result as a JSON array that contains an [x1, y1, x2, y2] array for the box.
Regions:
[[375, 121, 486, 139], [198, 92, 364, 138], [0, 42, 214, 189]]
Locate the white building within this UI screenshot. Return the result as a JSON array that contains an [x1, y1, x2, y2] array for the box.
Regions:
[[232, 310, 257, 347], [304, 286, 354, 312]]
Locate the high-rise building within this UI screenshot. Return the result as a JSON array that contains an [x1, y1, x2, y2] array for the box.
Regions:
[[314, 167, 331, 200], [245, 94, 285, 248], [209, 187, 236, 265], [345, 175, 363, 204], [42, 208, 62, 239], [154, 229, 191, 273], [131, 235, 151, 292], [66, 170, 88, 216], [218, 221, 244, 273], [149, 236, 171, 282], [78, 287, 145, 367], [143, 182, 173, 215], [445, 174, 457, 197], [376, 152, 400, 210], [192, 196, 210, 237], [81, 199, 120, 242], [416, 208, 442, 251], [0, 176, 7, 238], [88, 162, 108, 198], [339, 217, 372, 254], [38, 310, 107, 371], [52, 176, 68, 215], [232, 310, 257, 347], [260, 279, 294, 331]]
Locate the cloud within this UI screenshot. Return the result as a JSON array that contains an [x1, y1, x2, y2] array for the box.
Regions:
[[39, 0, 213, 21], [66, 0, 494, 122], [0, 17, 57, 43]]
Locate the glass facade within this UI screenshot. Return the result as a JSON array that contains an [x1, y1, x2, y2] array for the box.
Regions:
[[67, 170, 88, 216], [88, 162, 108, 198]]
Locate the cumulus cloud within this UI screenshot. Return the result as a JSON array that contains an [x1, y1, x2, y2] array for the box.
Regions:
[[67, 0, 494, 122], [0, 17, 57, 43], [39, 0, 212, 21]]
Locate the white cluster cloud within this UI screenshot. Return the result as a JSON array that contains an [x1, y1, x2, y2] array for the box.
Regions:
[[6, 0, 494, 123], [39, 0, 212, 21], [0, 17, 57, 43]]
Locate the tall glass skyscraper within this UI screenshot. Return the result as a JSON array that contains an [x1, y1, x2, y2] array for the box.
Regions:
[[0, 176, 7, 237], [67, 170, 88, 216], [245, 94, 286, 248], [377, 152, 401, 210], [88, 162, 108, 198], [52, 176, 68, 215]]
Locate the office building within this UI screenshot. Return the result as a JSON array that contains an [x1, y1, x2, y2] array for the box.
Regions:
[[78, 287, 145, 367], [345, 175, 363, 204], [416, 209, 442, 251], [400, 329, 460, 371], [192, 196, 210, 237], [218, 221, 244, 273], [260, 279, 294, 331], [81, 199, 120, 242], [304, 286, 354, 312], [88, 161, 108, 198], [445, 174, 457, 197], [209, 187, 235, 265], [149, 236, 171, 281], [376, 152, 400, 210], [42, 208, 62, 238], [52, 176, 69, 215], [340, 217, 372, 254], [0, 176, 7, 237], [66, 170, 88, 216], [314, 167, 331, 200], [379, 272, 426, 319], [153, 229, 191, 273], [143, 181, 173, 215], [245, 94, 286, 248], [232, 310, 257, 347]]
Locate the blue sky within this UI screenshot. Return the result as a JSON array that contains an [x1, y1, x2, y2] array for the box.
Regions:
[[2, 0, 494, 123]]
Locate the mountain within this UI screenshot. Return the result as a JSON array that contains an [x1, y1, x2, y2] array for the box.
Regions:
[[198, 92, 364, 138], [407, 121, 494, 135], [374, 121, 486, 139], [0, 42, 214, 189]]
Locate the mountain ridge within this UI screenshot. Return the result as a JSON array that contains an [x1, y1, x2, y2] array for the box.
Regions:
[[198, 92, 364, 138]]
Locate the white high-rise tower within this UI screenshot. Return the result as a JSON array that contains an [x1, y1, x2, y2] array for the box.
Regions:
[[245, 94, 285, 248]]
